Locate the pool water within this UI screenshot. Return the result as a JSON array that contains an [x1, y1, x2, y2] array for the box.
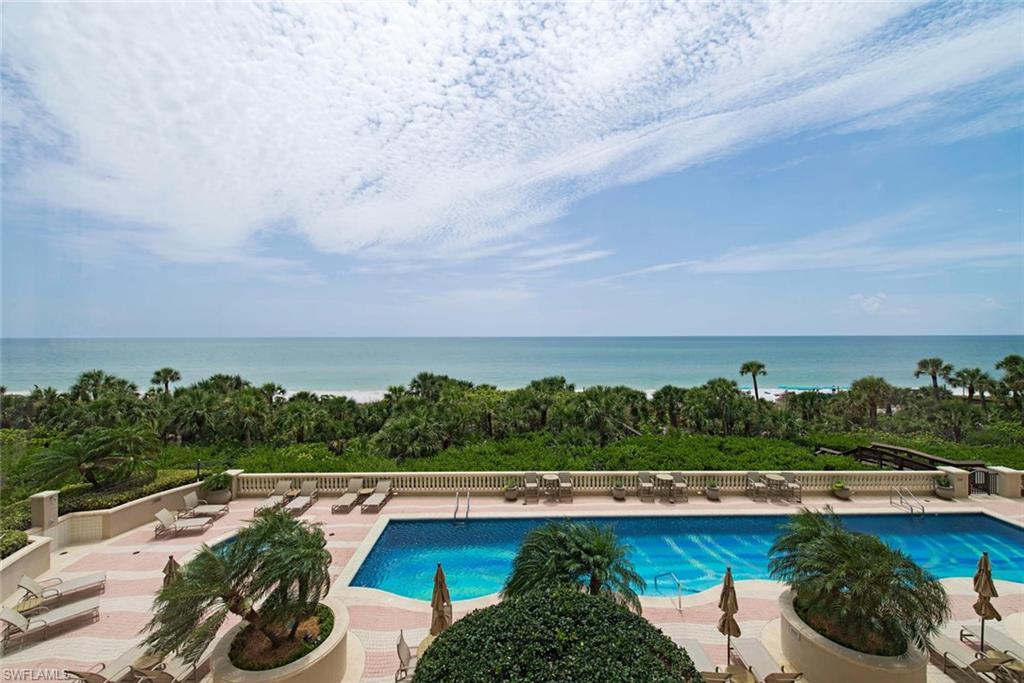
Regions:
[[350, 513, 1024, 601]]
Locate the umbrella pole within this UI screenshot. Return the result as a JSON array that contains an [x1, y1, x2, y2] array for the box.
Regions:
[[980, 618, 985, 652], [727, 634, 731, 665]]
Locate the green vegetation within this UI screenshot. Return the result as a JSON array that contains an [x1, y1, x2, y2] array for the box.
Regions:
[[144, 509, 332, 667], [503, 521, 645, 613], [0, 529, 29, 559], [768, 508, 949, 657], [201, 471, 233, 492], [412, 589, 701, 683]]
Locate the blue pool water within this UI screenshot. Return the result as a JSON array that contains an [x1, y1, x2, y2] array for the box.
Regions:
[[350, 514, 1024, 601]]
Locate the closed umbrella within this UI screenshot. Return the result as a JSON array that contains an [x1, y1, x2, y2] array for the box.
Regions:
[[717, 567, 741, 664], [430, 563, 452, 636], [972, 552, 1001, 650], [162, 555, 180, 588]]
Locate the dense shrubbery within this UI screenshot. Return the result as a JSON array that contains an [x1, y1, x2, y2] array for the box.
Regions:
[[413, 589, 701, 683], [0, 529, 29, 558]]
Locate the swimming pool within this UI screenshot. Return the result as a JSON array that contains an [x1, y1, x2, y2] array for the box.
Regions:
[[349, 513, 1024, 601]]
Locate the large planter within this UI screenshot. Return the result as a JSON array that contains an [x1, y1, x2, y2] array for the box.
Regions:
[[779, 590, 926, 683], [832, 487, 852, 501], [204, 489, 233, 505], [934, 485, 955, 501], [211, 597, 350, 683], [503, 487, 519, 502], [705, 486, 721, 501]]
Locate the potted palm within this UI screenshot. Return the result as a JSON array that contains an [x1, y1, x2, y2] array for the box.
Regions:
[[503, 479, 520, 502], [201, 471, 233, 505], [611, 477, 627, 501], [934, 475, 955, 500], [705, 478, 720, 501], [769, 508, 948, 682], [831, 480, 852, 500]]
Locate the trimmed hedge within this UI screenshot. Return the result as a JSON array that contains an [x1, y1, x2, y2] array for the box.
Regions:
[[0, 529, 29, 559], [412, 589, 702, 683]]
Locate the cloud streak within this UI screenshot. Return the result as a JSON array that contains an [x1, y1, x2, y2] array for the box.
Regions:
[[3, 2, 1022, 267]]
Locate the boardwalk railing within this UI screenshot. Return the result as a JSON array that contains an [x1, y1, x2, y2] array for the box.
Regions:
[[235, 469, 943, 497]]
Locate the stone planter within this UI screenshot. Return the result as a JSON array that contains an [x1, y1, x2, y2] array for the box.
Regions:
[[212, 597, 350, 683], [204, 489, 233, 505], [934, 485, 955, 501], [705, 486, 720, 501], [832, 487, 852, 501], [779, 590, 926, 683], [503, 487, 519, 502], [611, 486, 626, 501]]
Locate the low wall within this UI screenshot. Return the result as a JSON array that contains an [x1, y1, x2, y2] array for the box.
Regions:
[[779, 589, 926, 683], [0, 535, 52, 602], [236, 469, 944, 497], [210, 597, 350, 683]]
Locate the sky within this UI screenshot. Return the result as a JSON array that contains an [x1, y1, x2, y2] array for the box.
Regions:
[[2, 1, 1023, 337]]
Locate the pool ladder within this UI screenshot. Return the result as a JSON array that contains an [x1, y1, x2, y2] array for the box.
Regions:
[[890, 486, 925, 515], [453, 491, 470, 521], [653, 572, 686, 613]]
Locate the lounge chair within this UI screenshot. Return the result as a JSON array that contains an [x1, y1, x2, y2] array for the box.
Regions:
[[733, 637, 803, 682], [395, 629, 417, 682], [523, 472, 540, 503], [64, 665, 129, 683], [331, 478, 365, 514], [558, 472, 574, 501], [780, 472, 802, 502], [181, 491, 228, 518], [284, 479, 318, 514], [1, 598, 101, 652], [676, 638, 732, 682], [129, 657, 197, 683], [67, 642, 203, 683], [746, 472, 767, 501], [255, 480, 293, 512], [638, 471, 655, 500], [670, 472, 689, 503], [931, 633, 1013, 680], [961, 624, 1024, 662], [361, 480, 395, 513], [18, 571, 106, 606], [154, 509, 213, 538]]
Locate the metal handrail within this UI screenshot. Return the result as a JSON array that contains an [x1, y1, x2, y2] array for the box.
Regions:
[[653, 571, 685, 612], [453, 491, 460, 520], [890, 486, 924, 515], [465, 491, 471, 519]]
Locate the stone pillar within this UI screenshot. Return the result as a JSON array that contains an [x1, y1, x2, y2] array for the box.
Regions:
[[30, 490, 60, 530], [226, 469, 245, 499], [936, 466, 969, 499], [990, 466, 1022, 498]]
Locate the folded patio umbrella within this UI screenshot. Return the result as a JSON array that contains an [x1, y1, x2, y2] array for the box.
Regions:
[[972, 552, 1001, 650], [717, 566, 741, 663], [163, 555, 181, 588], [430, 563, 452, 636]]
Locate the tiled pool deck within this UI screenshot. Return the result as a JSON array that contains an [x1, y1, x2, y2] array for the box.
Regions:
[[2, 492, 1022, 683]]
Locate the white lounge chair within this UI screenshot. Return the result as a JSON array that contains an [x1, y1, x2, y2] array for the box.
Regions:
[[18, 572, 106, 605], [670, 472, 690, 503], [255, 480, 293, 512], [154, 509, 213, 538], [638, 471, 655, 500], [181, 491, 228, 518], [558, 471, 574, 501], [733, 638, 802, 682], [676, 638, 732, 682], [361, 480, 395, 513], [523, 472, 540, 503], [1, 598, 101, 652], [961, 624, 1024, 662], [395, 630, 417, 682], [931, 633, 1013, 680], [284, 479, 318, 514], [331, 478, 364, 514]]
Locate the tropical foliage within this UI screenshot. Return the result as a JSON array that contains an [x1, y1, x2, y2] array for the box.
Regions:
[[413, 588, 701, 683], [768, 508, 949, 657], [144, 509, 332, 666], [503, 521, 645, 613]]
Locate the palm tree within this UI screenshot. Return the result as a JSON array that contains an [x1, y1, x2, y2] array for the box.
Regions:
[[651, 385, 687, 429], [503, 521, 645, 614], [69, 370, 112, 402], [144, 509, 331, 664], [849, 376, 893, 427], [913, 358, 953, 397], [951, 367, 985, 400], [151, 367, 182, 395], [975, 373, 997, 409], [33, 424, 159, 487], [768, 508, 948, 657], [932, 400, 980, 443], [996, 354, 1024, 424], [739, 361, 767, 401]]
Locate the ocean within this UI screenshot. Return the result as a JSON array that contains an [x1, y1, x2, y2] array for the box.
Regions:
[[1, 337, 1020, 398]]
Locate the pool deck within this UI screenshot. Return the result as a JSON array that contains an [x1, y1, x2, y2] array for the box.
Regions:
[[2, 491, 1022, 683]]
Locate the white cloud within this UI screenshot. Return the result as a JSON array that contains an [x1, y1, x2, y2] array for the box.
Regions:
[[3, 2, 1022, 266], [849, 292, 888, 314]]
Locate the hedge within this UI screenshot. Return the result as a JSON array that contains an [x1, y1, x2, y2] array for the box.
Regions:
[[412, 589, 701, 683], [0, 529, 29, 559]]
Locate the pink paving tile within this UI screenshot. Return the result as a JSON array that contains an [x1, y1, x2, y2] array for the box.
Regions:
[[322, 525, 376, 541], [346, 605, 429, 630], [329, 547, 356, 567], [65, 551, 176, 573]]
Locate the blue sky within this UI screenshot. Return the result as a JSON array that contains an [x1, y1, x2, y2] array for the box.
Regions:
[[2, 1, 1022, 337]]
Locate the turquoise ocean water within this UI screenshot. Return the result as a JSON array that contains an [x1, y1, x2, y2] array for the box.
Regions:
[[1, 336, 1020, 394]]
